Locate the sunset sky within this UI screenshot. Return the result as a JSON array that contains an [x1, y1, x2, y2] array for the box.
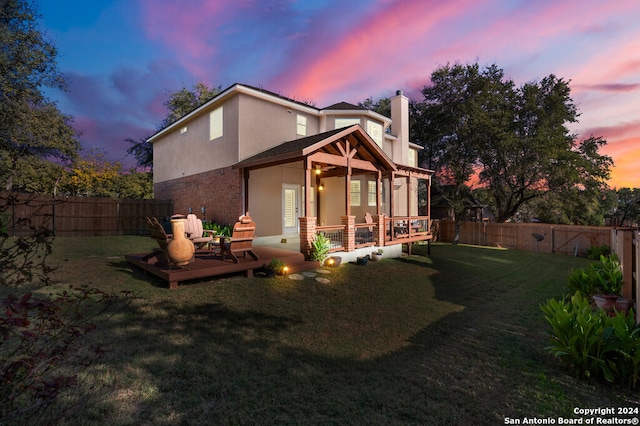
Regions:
[[40, 0, 639, 188]]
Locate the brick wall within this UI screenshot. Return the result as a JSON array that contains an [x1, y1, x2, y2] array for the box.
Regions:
[[299, 216, 317, 259], [154, 166, 244, 226]]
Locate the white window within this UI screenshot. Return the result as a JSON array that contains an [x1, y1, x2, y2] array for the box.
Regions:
[[335, 118, 360, 129], [367, 121, 383, 147], [350, 180, 361, 206], [209, 106, 223, 140], [408, 149, 417, 167], [296, 114, 307, 136], [368, 181, 377, 206]]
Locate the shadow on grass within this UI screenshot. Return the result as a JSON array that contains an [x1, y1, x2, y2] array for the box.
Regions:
[[60, 244, 634, 425]]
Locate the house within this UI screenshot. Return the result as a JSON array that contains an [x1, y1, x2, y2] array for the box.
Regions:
[[148, 83, 433, 259]]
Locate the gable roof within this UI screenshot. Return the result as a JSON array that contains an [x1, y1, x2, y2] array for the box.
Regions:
[[323, 101, 366, 110], [234, 124, 396, 173]]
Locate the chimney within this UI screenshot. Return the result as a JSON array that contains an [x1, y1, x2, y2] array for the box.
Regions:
[[390, 89, 409, 165]]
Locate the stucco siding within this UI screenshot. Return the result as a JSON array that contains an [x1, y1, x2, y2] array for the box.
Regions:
[[237, 95, 320, 161], [247, 162, 305, 236], [153, 96, 240, 183]]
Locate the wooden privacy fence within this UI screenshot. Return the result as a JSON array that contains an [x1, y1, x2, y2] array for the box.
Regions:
[[610, 228, 639, 324], [1, 192, 173, 237], [436, 221, 639, 323], [436, 220, 612, 257]]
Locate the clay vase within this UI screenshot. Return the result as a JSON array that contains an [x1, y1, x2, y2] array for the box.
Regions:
[[166, 218, 195, 266]]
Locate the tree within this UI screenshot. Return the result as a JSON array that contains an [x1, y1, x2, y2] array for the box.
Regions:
[[415, 62, 613, 226], [60, 148, 122, 197], [417, 63, 511, 241], [115, 170, 154, 199], [477, 77, 611, 223], [609, 188, 640, 226], [126, 82, 222, 170], [161, 82, 222, 129], [358, 96, 390, 117], [0, 0, 79, 191]]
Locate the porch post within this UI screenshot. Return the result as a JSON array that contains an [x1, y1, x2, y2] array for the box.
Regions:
[[304, 160, 312, 217], [389, 172, 395, 239], [243, 168, 250, 214], [341, 215, 355, 252], [376, 170, 382, 216], [300, 216, 316, 259], [374, 214, 385, 247]]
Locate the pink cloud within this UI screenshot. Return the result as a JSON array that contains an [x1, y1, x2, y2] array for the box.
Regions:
[[269, 0, 476, 104], [140, 0, 230, 80]]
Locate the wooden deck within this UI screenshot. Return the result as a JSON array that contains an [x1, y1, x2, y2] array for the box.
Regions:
[[126, 246, 318, 289]]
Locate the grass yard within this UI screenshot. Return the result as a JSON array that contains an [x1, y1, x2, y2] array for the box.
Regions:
[[42, 237, 638, 424]]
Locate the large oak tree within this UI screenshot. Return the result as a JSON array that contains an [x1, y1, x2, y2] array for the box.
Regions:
[[0, 0, 79, 191], [415, 62, 612, 227]]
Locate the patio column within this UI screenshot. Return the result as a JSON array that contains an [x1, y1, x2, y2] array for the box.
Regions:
[[374, 214, 385, 247], [342, 215, 355, 252], [300, 216, 316, 259]]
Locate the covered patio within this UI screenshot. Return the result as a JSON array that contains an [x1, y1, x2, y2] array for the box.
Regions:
[[236, 125, 433, 258]]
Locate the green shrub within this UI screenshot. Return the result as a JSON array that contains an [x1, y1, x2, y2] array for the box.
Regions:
[[593, 254, 623, 295], [565, 254, 623, 296], [586, 244, 611, 260], [566, 265, 601, 296], [268, 258, 285, 275], [310, 233, 330, 263], [203, 221, 232, 236], [541, 292, 640, 388]]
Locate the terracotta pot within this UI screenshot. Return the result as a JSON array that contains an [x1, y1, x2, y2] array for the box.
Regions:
[[167, 218, 195, 266]]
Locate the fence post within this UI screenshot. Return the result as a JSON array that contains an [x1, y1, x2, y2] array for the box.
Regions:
[[634, 231, 639, 324], [611, 228, 634, 300]]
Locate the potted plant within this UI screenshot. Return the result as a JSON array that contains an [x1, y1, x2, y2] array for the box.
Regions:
[[566, 254, 627, 314], [371, 248, 384, 261]]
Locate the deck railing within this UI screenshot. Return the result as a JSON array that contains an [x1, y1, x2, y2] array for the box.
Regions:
[[316, 225, 345, 252], [354, 222, 376, 247], [385, 216, 431, 242], [307, 216, 431, 255]]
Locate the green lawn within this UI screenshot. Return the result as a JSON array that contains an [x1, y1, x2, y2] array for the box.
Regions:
[[45, 237, 638, 424]]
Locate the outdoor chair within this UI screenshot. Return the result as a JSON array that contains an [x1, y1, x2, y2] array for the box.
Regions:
[[221, 212, 259, 263], [355, 212, 375, 245], [364, 212, 374, 231], [143, 216, 173, 262], [184, 213, 214, 250]]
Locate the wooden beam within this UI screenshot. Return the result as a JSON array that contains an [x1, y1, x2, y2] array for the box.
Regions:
[[307, 152, 378, 172]]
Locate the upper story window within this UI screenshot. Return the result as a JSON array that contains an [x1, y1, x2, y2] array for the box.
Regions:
[[209, 106, 223, 141], [366, 120, 382, 147], [297, 114, 307, 136], [335, 117, 360, 129]]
